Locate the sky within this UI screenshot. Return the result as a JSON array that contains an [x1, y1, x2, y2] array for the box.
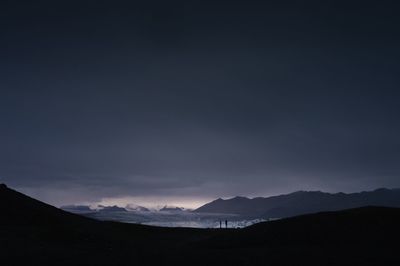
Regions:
[[1, 0, 400, 208]]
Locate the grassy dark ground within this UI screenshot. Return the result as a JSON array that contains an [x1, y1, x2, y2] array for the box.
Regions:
[[1, 184, 400, 265]]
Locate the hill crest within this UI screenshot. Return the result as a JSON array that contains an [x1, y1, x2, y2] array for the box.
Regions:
[[194, 188, 400, 218]]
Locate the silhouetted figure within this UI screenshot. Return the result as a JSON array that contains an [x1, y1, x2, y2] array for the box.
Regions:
[[219, 220, 222, 229], [225, 220, 228, 228]]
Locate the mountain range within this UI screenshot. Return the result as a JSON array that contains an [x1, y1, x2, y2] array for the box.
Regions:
[[194, 188, 400, 218], [2, 183, 400, 265]]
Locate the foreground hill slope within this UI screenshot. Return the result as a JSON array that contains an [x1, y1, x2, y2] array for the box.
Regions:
[[194, 188, 400, 218], [1, 184, 400, 266], [0, 184, 218, 265], [202, 206, 400, 246], [0, 183, 94, 226]]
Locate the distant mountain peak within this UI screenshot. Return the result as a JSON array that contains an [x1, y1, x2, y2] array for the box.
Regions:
[[97, 205, 128, 212], [160, 206, 184, 212], [61, 205, 94, 214], [373, 188, 391, 192], [289, 190, 325, 195], [232, 196, 250, 200], [125, 204, 150, 212], [194, 188, 400, 218]]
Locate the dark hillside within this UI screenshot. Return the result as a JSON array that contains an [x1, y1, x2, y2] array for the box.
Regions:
[[1, 184, 400, 266]]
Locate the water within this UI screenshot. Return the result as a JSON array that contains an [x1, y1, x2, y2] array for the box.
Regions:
[[81, 210, 265, 228]]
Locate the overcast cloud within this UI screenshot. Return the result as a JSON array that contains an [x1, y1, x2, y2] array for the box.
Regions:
[[1, 0, 400, 206]]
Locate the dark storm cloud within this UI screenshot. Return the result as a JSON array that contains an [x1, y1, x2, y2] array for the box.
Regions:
[[1, 0, 400, 205]]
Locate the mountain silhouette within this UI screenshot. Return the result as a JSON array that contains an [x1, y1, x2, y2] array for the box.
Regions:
[[0, 183, 94, 226], [98, 205, 128, 212], [60, 204, 94, 213], [194, 188, 400, 218], [1, 183, 400, 266], [160, 206, 184, 212]]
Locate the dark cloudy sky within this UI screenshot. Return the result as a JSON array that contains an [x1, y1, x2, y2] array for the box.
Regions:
[[1, 0, 400, 207]]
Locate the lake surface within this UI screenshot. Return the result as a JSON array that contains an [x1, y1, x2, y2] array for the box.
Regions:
[[81, 210, 266, 228]]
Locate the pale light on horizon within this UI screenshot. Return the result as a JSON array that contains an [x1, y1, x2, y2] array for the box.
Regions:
[[90, 195, 214, 210]]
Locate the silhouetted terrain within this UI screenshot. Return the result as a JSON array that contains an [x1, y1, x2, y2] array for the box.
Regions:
[[195, 188, 400, 218], [160, 206, 185, 212], [1, 184, 400, 265], [61, 205, 93, 214]]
